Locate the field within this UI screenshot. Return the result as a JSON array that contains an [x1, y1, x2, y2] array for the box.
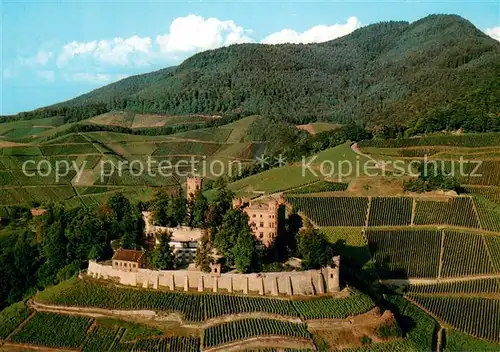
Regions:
[[0, 301, 31, 339], [0, 115, 263, 207], [367, 197, 413, 226], [202, 319, 310, 348], [408, 295, 500, 342], [285, 181, 349, 195], [413, 197, 479, 228], [358, 133, 500, 148], [408, 278, 500, 295], [440, 231, 495, 277], [366, 229, 442, 279], [286, 196, 369, 226], [36, 278, 374, 323], [10, 312, 92, 348]]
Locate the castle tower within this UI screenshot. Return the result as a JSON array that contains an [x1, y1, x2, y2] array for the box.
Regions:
[[327, 256, 340, 293], [186, 176, 202, 201]]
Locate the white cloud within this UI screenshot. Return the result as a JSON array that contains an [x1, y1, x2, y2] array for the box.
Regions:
[[486, 27, 500, 41], [57, 36, 152, 67], [156, 14, 253, 54], [261, 16, 361, 44], [62, 72, 129, 83], [20, 50, 53, 67], [37, 70, 55, 82]]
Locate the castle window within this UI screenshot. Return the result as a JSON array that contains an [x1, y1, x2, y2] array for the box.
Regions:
[[259, 232, 264, 239], [331, 274, 334, 278], [252, 214, 256, 218], [260, 214, 263, 218], [260, 222, 264, 227]]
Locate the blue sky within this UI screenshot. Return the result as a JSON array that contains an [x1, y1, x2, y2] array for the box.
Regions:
[[1, 0, 499, 115]]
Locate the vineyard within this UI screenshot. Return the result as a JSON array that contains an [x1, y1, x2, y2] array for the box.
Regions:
[[366, 229, 442, 279], [82, 325, 124, 352], [408, 278, 500, 295], [319, 227, 366, 247], [441, 231, 495, 277], [285, 196, 369, 226], [10, 312, 92, 348], [443, 329, 500, 351], [413, 197, 479, 228], [202, 318, 310, 348], [0, 301, 31, 339], [292, 292, 373, 319], [367, 197, 413, 226], [357, 133, 500, 148], [473, 197, 500, 232], [408, 295, 500, 342], [36, 279, 374, 323], [127, 336, 200, 352], [285, 181, 349, 195]]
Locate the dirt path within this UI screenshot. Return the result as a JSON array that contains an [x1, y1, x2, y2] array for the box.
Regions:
[[202, 336, 315, 352], [380, 273, 500, 286], [29, 300, 302, 329], [0, 343, 77, 352]]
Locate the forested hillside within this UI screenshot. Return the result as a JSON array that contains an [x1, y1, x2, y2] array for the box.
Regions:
[[3, 14, 500, 132]]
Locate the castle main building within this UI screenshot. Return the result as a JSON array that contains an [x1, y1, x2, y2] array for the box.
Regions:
[[233, 197, 283, 247]]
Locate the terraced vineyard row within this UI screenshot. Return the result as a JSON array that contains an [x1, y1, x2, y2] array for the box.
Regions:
[[367, 229, 500, 279], [473, 197, 500, 232], [366, 229, 442, 279], [413, 197, 479, 228], [38, 279, 373, 322], [462, 161, 500, 186], [82, 326, 124, 352], [285, 196, 369, 226], [10, 312, 92, 348], [127, 336, 200, 352], [408, 278, 500, 295], [285, 181, 349, 195], [357, 133, 500, 148], [0, 302, 31, 339], [441, 231, 495, 277], [202, 318, 310, 348], [408, 295, 500, 343], [368, 197, 413, 226], [292, 292, 374, 319]]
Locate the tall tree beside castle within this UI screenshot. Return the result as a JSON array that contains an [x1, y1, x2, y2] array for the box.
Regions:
[[214, 208, 256, 272], [150, 232, 175, 270]]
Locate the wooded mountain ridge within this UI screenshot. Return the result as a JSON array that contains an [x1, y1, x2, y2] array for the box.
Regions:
[[3, 14, 500, 132]]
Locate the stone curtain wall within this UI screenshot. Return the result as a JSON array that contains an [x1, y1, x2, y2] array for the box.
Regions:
[[87, 261, 340, 296]]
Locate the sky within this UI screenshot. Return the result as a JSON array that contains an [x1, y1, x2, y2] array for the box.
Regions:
[[1, 0, 499, 115]]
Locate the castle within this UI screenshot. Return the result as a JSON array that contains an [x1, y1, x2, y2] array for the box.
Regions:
[[233, 197, 284, 247], [186, 176, 202, 201]]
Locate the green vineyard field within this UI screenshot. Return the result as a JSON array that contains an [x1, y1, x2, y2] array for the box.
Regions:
[[366, 229, 442, 279], [441, 231, 495, 277], [473, 197, 500, 232], [357, 133, 500, 148], [414, 197, 479, 228], [368, 197, 413, 226], [285, 196, 369, 226], [285, 181, 349, 195], [408, 278, 500, 295], [10, 312, 92, 348], [292, 292, 373, 319], [82, 325, 123, 352], [37, 279, 373, 323], [408, 295, 500, 343], [202, 318, 310, 348], [0, 301, 31, 339]]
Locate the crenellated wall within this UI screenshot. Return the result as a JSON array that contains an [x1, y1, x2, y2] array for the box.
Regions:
[[87, 261, 340, 296]]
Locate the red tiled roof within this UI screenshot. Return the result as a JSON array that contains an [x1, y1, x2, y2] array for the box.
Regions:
[[30, 208, 47, 216], [112, 248, 145, 263]]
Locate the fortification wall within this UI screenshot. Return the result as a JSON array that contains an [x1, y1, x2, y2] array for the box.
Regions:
[[87, 261, 339, 296]]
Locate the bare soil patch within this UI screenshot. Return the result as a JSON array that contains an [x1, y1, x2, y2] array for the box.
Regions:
[[309, 308, 400, 350]]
